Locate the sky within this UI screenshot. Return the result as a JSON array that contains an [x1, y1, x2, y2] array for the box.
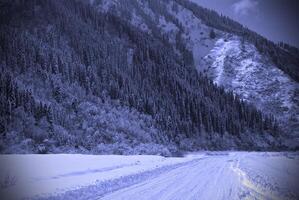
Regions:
[[190, 0, 299, 48]]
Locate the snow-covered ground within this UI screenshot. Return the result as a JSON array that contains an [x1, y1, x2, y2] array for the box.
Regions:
[[0, 152, 298, 200], [0, 154, 198, 199]]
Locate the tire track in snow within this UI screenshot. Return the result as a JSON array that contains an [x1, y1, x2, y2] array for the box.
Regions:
[[100, 155, 241, 200], [41, 157, 207, 200]]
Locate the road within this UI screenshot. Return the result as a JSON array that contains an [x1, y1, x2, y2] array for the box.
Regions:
[[99, 152, 299, 200]]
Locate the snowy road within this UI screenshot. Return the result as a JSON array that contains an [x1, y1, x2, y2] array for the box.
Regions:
[[100, 154, 240, 200], [1, 152, 298, 200], [100, 152, 299, 200]]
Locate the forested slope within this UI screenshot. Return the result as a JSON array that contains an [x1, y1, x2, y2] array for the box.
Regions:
[[0, 0, 282, 154]]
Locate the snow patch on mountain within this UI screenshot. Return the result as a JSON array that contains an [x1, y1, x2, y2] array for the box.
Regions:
[[167, 1, 218, 64], [200, 38, 240, 85], [201, 36, 299, 135], [157, 16, 178, 43]]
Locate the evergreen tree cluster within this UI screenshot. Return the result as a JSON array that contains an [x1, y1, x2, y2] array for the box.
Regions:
[[0, 0, 280, 153], [0, 72, 52, 134]]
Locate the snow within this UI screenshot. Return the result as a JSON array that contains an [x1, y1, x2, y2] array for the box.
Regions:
[[201, 36, 299, 135], [1, 152, 298, 200], [236, 152, 299, 199], [157, 16, 178, 43], [166, 1, 221, 69], [203, 38, 240, 85], [0, 154, 196, 199], [158, 16, 177, 33], [101, 152, 299, 200]]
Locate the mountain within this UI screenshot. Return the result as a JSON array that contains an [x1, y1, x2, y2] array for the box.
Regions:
[[91, 0, 299, 139], [0, 0, 295, 155]]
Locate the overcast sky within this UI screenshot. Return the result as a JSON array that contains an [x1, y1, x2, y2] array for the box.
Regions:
[[190, 0, 299, 48]]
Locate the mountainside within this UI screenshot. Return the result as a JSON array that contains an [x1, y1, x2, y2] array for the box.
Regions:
[[91, 0, 299, 137], [0, 0, 296, 154]]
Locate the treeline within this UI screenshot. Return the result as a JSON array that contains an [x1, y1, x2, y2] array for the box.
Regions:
[[0, 0, 279, 152], [173, 0, 299, 82]]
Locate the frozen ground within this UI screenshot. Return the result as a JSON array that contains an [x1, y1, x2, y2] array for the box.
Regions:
[[0, 152, 298, 200]]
